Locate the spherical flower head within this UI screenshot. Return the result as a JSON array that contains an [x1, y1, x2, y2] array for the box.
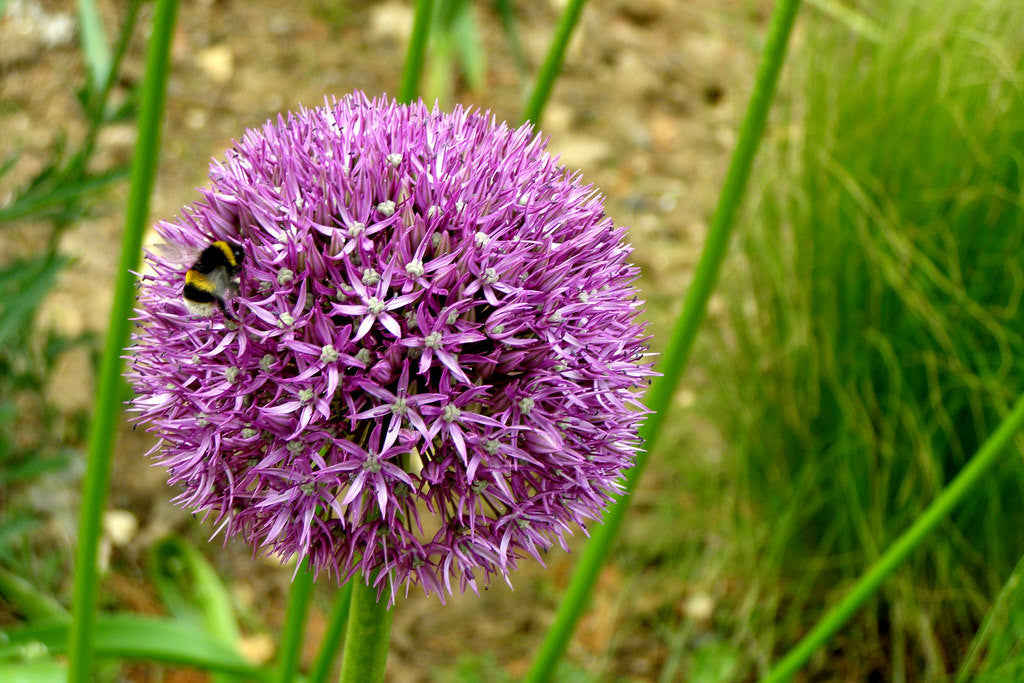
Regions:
[[127, 92, 654, 602]]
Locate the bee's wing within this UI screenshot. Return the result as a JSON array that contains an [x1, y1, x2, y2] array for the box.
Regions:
[[151, 242, 201, 268]]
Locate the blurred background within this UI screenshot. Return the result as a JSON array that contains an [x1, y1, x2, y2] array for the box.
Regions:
[[2, 0, 1024, 680]]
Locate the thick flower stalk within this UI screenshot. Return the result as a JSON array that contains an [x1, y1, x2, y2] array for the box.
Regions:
[[127, 92, 653, 601]]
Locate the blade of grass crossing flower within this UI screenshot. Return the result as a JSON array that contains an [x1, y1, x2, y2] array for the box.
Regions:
[[521, 0, 586, 125], [66, 1, 179, 682], [76, 0, 111, 94], [398, 0, 435, 103], [524, 0, 804, 679], [274, 558, 316, 683], [338, 581, 393, 683], [309, 581, 353, 683], [764, 391, 1024, 682]]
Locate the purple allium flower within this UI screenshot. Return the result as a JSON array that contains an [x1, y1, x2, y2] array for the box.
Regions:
[[127, 92, 654, 601]]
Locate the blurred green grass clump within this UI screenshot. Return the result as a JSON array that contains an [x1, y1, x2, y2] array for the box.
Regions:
[[716, 0, 1024, 676], [0, 0, 138, 622]]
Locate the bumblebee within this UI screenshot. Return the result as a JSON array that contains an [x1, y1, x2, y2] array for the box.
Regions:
[[183, 240, 245, 319]]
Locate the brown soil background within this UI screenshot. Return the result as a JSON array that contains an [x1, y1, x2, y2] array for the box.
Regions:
[[2, 0, 768, 680]]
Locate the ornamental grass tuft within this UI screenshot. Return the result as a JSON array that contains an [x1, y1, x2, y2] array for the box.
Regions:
[[713, 0, 1024, 674], [126, 92, 654, 602]]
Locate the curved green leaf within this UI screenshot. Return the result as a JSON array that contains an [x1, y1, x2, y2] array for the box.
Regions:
[[0, 567, 67, 622], [2, 614, 272, 682], [76, 0, 112, 93], [149, 536, 242, 646], [0, 659, 66, 683]]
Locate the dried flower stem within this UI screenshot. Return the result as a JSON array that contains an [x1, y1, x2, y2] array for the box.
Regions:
[[274, 559, 316, 683], [524, 0, 804, 679], [309, 581, 354, 683], [67, 1, 179, 681], [338, 581, 393, 683]]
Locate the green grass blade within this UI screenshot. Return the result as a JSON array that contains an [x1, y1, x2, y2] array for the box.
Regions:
[[68, 0, 144, 179], [66, 1, 180, 681], [0, 518, 39, 563], [2, 614, 272, 681], [273, 559, 315, 683], [493, 0, 528, 72], [0, 660, 66, 683], [398, 0, 435, 103], [520, 0, 586, 125], [148, 538, 243, 655], [523, 0, 804, 679], [0, 255, 69, 347], [0, 167, 127, 223], [76, 0, 111, 94], [423, 22, 454, 105], [720, 2, 1024, 673], [0, 460, 70, 490], [958, 553, 1024, 681], [805, 0, 884, 43], [0, 566, 68, 622], [450, 2, 486, 90], [0, 153, 18, 180], [308, 581, 353, 683], [764, 391, 1024, 682]]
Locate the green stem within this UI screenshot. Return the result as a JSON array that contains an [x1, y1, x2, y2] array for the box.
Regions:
[[309, 581, 354, 683], [274, 559, 316, 683], [338, 580, 393, 683], [524, 0, 803, 680], [66, 2, 179, 682], [764, 392, 1024, 682], [68, 0, 144, 181], [521, 0, 586, 125], [76, 0, 111, 93], [397, 0, 435, 103], [51, 0, 142, 257]]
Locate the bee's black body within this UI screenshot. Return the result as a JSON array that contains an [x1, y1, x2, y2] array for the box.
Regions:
[[183, 241, 245, 318]]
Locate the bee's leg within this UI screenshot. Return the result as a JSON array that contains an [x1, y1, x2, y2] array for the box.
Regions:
[[216, 297, 236, 321]]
